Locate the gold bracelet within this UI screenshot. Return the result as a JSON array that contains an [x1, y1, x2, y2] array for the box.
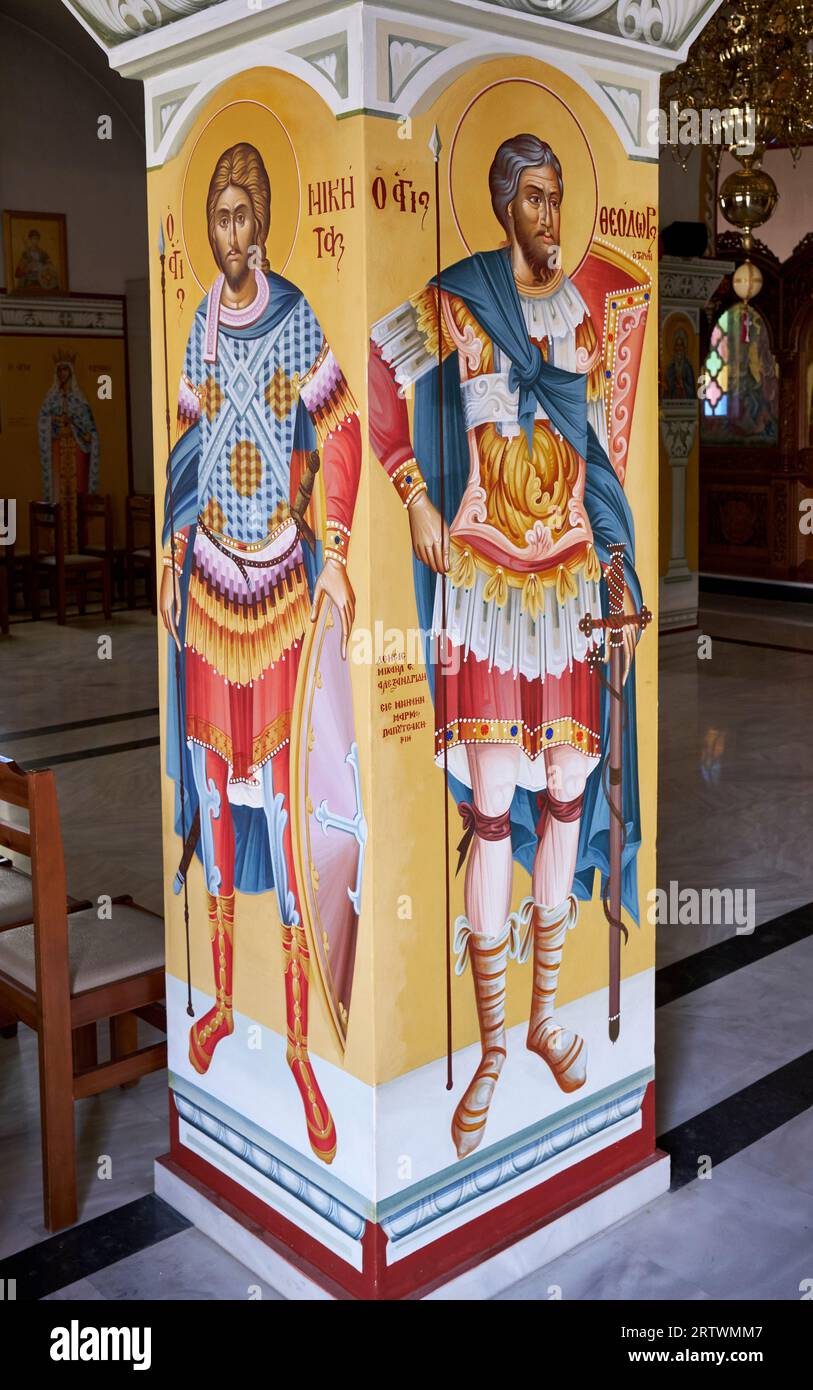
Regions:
[[391, 458, 427, 508]]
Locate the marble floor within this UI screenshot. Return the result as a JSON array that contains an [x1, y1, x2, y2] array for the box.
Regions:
[[0, 592, 811, 1300]]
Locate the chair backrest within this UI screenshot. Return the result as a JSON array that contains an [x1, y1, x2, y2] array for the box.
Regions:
[[126, 494, 155, 555], [78, 493, 113, 555], [0, 757, 72, 1028], [30, 502, 62, 564], [0, 755, 69, 932]]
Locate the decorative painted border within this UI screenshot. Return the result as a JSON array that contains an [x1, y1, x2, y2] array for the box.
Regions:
[[382, 1079, 648, 1243], [173, 1090, 366, 1241], [174, 1071, 651, 1255], [0, 294, 124, 337]]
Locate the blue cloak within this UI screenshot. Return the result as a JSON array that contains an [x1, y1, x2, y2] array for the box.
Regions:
[[162, 272, 322, 896], [412, 248, 642, 924]]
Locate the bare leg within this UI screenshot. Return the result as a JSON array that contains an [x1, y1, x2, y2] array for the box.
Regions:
[[532, 747, 593, 906], [525, 746, 594, 1093], [465, 743, 520, 937], [450, 743, 520, 1159]]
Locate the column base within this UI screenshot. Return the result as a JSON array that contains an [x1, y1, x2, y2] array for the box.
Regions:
[[154, 1090, 670, 1300], [659, 571, 699, 632]]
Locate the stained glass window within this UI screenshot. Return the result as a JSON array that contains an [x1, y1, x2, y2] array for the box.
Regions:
[[701, 304, 778, 446]]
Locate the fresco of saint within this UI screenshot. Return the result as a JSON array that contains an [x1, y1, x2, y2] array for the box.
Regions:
[[37, 358, 100, 552], [664, 329, 696, 400], [369, 134, 643, 1158], [15, 228, 58, 292], [160, 142, 360, 1164]]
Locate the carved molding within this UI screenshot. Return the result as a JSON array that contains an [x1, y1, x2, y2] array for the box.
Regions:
[[495, 0, 613, 18], [660, 257, 735, 308], [660, 408, 698, 461], [66, 0, 220, 45], [64, 0, 725, 55], [489, 0, 718, 47], [0, 294, 124, 338]]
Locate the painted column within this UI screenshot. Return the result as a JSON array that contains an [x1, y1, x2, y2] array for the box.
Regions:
[[62, 0, 725, 1300], [659, 256, 733, 631]]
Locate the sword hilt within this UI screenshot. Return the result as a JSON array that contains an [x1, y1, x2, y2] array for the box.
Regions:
[[606, 543, 626, 643]]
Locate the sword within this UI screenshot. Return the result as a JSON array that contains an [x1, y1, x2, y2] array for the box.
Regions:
[[580, 542, 651, 1041]]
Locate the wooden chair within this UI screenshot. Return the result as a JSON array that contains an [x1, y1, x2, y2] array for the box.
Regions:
[[30, 500, 113, 624], [125, 494, 157, 613], [0, 758, 166, 1231]]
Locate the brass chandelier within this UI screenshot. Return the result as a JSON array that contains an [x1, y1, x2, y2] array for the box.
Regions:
[[662, 0, 813, 246], [663, 0, 813, 166]]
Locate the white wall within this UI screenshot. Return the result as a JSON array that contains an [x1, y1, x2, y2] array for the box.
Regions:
[[0, 14, 148, 295]]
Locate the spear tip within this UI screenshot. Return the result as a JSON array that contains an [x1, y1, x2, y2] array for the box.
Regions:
[[429, 124, 442, 161], [158, 219, 165, 257]]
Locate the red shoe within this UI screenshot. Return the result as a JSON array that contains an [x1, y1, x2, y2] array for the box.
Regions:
[[189, 893, 235, 1075], [282, 923, 337, 1164]]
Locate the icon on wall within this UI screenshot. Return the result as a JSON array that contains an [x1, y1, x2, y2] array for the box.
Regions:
[[3, 210, 69, 295]]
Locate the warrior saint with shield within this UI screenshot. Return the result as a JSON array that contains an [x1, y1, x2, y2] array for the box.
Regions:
[[160, 143, 360, 1164]]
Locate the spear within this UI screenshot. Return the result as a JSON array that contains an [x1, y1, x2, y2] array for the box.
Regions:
[[159, 219, 194, 1018], [430, 125, 453, 1091]]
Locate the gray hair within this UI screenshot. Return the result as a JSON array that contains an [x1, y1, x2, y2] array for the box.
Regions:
[[489, 134, 564, 234]]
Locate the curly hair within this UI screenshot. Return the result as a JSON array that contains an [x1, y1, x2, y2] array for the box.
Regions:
[[489, 134, 564, 235], [206, 142, 271, 272]]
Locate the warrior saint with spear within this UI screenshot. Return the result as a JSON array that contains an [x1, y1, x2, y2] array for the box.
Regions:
[[368, 132, 648, 1159]]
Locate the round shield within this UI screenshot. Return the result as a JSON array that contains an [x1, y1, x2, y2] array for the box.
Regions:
[[289, 594, 366, 1050]]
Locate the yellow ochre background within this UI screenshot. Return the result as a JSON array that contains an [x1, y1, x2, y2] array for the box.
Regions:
[[149, 56, 659, 1092]]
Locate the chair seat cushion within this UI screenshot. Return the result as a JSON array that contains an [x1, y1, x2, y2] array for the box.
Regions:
[[0, 902, 164, 994]]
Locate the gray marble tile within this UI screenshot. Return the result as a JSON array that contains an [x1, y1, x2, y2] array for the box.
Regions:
[[44, 1278, 108, 1301], [656, 937, 813, 1132], [611, 1161, 813, 1301], [731, 1107, 813, 1202], [0, 1201, 43, 1260], [497, 1227, 711, 1301], [86, 1227, 283, 1302], [657, 617, 812, 972]]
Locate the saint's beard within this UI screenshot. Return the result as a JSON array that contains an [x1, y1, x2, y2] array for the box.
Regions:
[[223, 257, 250, 294], [515, 219, 557, 282]]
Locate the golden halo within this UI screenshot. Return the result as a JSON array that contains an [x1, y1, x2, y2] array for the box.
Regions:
[[448, 78, 599, 279], [180, 99, 301, 294]]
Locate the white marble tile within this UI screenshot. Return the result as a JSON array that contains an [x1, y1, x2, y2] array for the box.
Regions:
[[610, 1159, 813, 1301], [44, 1278, 108, 1301], [497, 1230, 710, 1301], [656, 936, 813, 1132], [86, 1227, 283, 1302]]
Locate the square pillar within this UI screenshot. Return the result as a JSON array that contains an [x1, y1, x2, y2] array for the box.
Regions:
[[61, 0, 727, 1299]]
